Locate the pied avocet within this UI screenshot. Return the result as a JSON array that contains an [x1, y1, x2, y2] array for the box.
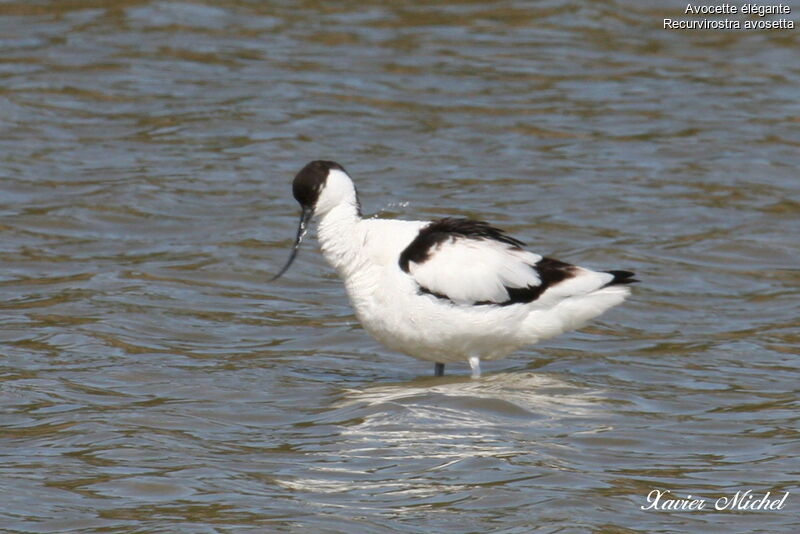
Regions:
[[272, 160, 637, 378]]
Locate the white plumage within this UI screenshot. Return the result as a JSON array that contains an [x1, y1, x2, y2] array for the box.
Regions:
[[273, 161, 637, 378], [407, 239, 543, 306]]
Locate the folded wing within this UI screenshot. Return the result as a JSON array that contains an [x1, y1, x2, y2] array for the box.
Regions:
[[399, 218, 634, 307]]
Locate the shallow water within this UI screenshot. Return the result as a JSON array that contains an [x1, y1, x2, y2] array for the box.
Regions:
[[1, 1, 799, 532]]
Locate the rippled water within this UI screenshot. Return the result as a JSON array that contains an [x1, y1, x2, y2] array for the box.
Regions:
[[2, 1, 799, 532]]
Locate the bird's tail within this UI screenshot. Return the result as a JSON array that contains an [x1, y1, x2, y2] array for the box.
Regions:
[[604, 270, 638, 286]]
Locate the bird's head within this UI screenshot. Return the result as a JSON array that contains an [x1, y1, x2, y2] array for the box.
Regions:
[[271, 160, 357, 280]]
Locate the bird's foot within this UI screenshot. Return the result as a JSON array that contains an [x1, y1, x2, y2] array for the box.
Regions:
[[468, 356, 481, 379]]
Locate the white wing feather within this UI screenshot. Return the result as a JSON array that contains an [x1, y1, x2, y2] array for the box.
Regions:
[[407, 237, 542, 305], [534, 267, 615, 306]]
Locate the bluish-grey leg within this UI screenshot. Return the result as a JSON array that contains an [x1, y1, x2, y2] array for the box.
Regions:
[[468, 356, 481, 379]]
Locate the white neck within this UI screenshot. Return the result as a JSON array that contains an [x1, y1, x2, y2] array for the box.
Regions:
[[314, 169, 360, 217], [317, 201, 363, 279]]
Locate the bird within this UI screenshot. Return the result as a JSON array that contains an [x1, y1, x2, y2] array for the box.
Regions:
[[271, 160, 637, 378]]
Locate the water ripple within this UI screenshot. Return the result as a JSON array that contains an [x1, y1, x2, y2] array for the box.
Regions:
[[1, 0, 798, 532]]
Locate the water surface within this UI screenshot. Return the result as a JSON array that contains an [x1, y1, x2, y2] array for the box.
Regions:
[[1, 1, 798, 532]]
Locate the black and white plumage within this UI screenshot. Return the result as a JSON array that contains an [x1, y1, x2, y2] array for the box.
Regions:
[[272, 160, 637, 378]]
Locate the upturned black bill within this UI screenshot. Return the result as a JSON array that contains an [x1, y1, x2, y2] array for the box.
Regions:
[[270, 207, 312, 281]]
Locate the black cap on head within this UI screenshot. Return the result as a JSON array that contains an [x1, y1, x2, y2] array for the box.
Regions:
[[293, 160, 346, 209], [270, 160, 346, 282]]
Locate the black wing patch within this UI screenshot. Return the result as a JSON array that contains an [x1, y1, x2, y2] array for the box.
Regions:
[[495, 257, 577, 306], [399, 217, 525, 273], [398, 218, 587, 307]]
